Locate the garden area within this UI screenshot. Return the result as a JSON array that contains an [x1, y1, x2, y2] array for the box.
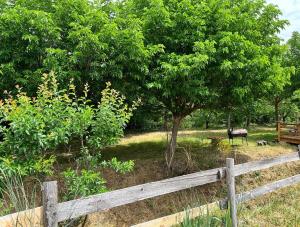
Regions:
[[0, 0, 300, 226]]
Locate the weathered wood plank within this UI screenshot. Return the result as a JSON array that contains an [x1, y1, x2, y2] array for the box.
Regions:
[[57, 167, 226, 222], [236, 174, 300, 204], [226, 158, 237, 227], [1, 152, 299, 225], [0, 207, 42, 227], [133, 172, 300, 227], [131, 201, 220, 227], [43, 181, 58, 227], [234, 152, 300, 176]]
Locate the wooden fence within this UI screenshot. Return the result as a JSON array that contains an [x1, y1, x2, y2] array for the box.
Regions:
[[277, 122, 300, 144], [1, 146, 300, 227]]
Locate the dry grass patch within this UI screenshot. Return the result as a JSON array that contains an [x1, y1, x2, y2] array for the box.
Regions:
[[90, 128, 300, 226]]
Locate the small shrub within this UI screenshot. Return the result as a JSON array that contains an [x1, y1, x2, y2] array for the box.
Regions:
[[101, 157, 134, 174], [0, 72, 139, 177], [0, 155, 55, 178], [62, 169, 108, 201]]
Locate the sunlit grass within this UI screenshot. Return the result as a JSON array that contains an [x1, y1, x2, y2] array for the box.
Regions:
[[239, 184, 300, 227], [102, 127, 296, 161], [100, 127, 299, 226]]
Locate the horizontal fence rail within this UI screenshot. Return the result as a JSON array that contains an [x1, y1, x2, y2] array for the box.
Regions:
[[139, 173, 300, 227], [0, 148, 299, 227], [57, 167, 226, 221], [234, 151, 300, 176], [236, 174, 300, 204]]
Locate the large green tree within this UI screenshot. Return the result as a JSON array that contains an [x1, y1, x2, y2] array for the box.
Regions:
[[125, 0, 292, 170], [0, 3, 60, 94], [0, 0, 295, 172], [287, 32, 300, 106], [269, 31, 300, 126], [0, 0, 152, 98]]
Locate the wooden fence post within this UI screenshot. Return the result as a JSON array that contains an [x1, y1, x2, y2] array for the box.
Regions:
[[43, 181, 58, 227], [226, 158, 238, 227]]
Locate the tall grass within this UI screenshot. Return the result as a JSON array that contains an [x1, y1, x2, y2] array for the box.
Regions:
[[179, 207, 232, 227], [0, 170, 40, 226]]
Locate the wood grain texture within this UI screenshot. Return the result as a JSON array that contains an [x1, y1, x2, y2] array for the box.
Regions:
[[1, 152, 299, 225], [237, 174, 300, 204], [277, 122, 300, 144], [234, 152, 300, 176], [57, 167, 226, 222], [226, 158, 237, 227], [43, 181, 58, 227], [131, 173, 300, 227], [0, 207, 42, 227]]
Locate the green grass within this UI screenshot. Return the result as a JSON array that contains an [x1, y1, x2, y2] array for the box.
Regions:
[[239, 184, 300, 227], [101, 127, 295, 164], [99, 127, 299, 226], [178, 208, 232, 227]]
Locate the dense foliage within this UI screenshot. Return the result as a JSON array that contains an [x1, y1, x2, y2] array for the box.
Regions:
[[0, 0, 153, 99], [0, 0, 299, 171], [123, 0, 295, 169], [0, 72, 137, 164], [0, 73, 137, 207]]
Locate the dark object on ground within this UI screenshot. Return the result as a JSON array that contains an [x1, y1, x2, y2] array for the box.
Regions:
[[257, 140, 267, 146], [228, 128, 248, 145]]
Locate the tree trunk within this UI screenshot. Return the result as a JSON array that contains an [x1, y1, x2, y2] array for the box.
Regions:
[[246, 115, 251, 128], [275, 97, 280, 131], [163, 111, 168, 131], [165, 116, 181, 173], [205, 120, 209, 129], [227, 113, 231, 129]]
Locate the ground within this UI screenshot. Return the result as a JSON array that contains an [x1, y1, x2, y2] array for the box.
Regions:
[[83, 127, 300, 227]]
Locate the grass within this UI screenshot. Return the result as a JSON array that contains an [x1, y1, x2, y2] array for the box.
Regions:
[[175, 184, 300, 227], [179, 211, 225, 227], [96, 127, 300, 226], [0, 170, 40, 226], [2, 127, 297, 226], [239, 184, 300, 226], [102, 127, 295, 160]]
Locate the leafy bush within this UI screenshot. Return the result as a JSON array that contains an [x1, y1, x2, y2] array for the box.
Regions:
[[101, 157, 134, 174], [0, 72, 136, 227], [0, 155, 55, 177], [62, 169, 108, 201], [0, 72, 138, 176], [61, 150, 135, 226]]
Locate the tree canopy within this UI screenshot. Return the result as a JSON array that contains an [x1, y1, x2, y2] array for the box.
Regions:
[[0, 0, 298, 171], [0, 0, 152, 98], [123, 0, 293, 169]]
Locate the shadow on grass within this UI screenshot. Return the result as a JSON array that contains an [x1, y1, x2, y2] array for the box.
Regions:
[[247, 131, 277, 142], [101, 133, 253, 172], [101, 140, 167, 161], [57, 128, 271, 172]]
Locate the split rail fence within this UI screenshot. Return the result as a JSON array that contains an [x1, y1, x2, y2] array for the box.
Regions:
[[1, 145, 300, 227]]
